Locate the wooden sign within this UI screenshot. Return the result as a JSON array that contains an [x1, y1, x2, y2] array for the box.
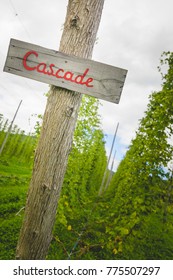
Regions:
[[4, 39, 127, 103]]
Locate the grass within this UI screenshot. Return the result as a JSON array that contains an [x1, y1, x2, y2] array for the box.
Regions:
[[0, 157, 31, 259]]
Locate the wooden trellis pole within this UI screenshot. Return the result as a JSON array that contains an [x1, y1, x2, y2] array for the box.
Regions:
[[0, 100, 22, 156], [99, 122, 119, 195]]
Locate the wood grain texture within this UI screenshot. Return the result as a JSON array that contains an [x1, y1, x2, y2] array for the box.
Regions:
[[4, 38, 127, 103]]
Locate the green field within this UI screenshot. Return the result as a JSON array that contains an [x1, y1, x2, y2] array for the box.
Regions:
[[0, 159, 31, 259]]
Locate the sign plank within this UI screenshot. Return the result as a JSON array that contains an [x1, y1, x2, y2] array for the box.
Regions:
[[4, 39, 127, 103]]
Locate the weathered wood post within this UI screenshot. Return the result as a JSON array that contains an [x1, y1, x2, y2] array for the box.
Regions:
[[15, 0, 105, 259]]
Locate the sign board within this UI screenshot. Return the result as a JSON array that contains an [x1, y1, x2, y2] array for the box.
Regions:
[[4, 39, 127, 103]]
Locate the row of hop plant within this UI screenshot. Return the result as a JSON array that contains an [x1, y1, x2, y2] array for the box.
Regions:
[[0, 114, 37, 165]]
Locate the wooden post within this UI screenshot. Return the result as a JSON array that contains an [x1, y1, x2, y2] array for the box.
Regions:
[[16, 0, 105, 260]]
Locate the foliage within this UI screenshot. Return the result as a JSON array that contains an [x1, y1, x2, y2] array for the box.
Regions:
[[88, 51, 173, 260]]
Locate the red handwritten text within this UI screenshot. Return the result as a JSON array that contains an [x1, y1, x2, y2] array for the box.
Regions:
[[23, 51, 94, 88]]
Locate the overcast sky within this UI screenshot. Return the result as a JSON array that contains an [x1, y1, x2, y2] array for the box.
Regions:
[[0, 0, 173, 169]]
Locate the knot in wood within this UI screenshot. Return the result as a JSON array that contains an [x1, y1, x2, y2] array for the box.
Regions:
[[66, 106, 74, 117], [32, 230, 39, 237], [70, 15, 79, 28], [42, 183, 51, 191]]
